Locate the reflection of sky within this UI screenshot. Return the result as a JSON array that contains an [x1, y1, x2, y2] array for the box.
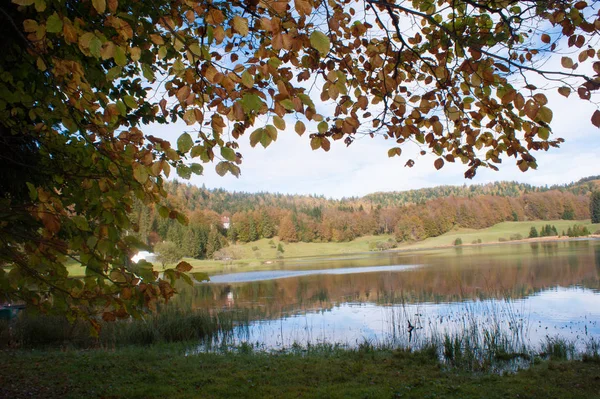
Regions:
[[226, 287, 600, 351], [208, 264, 420, 283]]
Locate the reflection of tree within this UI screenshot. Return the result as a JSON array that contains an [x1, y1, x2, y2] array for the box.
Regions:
[[170, 243, 600, 320]]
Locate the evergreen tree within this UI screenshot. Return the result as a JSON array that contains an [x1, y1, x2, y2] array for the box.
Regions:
[[261, 213, 275, 238], [529, 227, 538, 238], [591, 192, 600, 224], [206, 228, 224, 259], [248, 217, 258, 241]]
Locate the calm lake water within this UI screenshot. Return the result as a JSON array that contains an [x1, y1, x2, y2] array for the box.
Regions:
[[176, 240, 600, 351]]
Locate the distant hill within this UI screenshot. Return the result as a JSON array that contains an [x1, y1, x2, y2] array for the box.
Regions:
[[164, 176, 600, 214]]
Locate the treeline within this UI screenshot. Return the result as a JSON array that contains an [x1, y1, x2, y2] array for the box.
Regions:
[[130, 182, 594, 259], [162, 177, 600, 215]]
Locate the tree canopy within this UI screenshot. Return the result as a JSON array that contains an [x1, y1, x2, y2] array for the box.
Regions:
[[1, 0, 600, 324]]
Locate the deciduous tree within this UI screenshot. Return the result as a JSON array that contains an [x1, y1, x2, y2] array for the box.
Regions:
[[2, 0, 600, 322]]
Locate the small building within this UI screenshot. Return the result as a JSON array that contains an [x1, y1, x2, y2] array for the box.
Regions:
[[221, 216, 231, 230]]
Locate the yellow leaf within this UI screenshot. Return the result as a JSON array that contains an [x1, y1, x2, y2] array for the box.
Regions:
[[232, 16, 249, 36], [92, 0, 106, 13], [12, 0, 35, 6], [241, 70, 254, 88], [273, 115, 286, 130], [295, 121, 305, 136], [310, 31, 330, 55]]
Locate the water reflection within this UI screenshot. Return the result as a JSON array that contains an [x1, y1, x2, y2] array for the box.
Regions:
[[174, 240, 600, 349]]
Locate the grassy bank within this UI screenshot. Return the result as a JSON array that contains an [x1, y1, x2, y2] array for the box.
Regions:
[[1, 344, 599, 398], [401, 219, 600, 250]]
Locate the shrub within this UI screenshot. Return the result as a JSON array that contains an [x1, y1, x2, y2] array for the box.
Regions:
[[509, 233, 523, 241], [454, 237, 463, 246]]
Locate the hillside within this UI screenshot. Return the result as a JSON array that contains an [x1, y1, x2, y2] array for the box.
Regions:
[[127, 176, 599, 262]]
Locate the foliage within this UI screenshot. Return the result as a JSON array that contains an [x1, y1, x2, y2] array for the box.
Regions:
[[529, 226, 539, 238], [154, 241, 183, 268], [2, 0, 600, 322], [453, 237, 463, 246], [591, 192, 600, 224], [539, 224, 559, 237], [566, 224, 590, 237]]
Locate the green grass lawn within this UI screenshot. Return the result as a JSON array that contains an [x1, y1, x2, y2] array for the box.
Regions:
[[398, 219, 600, 250], [1, 345, 599, 399]]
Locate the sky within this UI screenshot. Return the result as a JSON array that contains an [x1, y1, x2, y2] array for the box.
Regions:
[[145, 32, 599, 200]]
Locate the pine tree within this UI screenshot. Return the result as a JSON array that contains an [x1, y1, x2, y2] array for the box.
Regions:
[[591, 192, 600, 224], [529, 226, 538, 238], [248, 217, 258, 241]]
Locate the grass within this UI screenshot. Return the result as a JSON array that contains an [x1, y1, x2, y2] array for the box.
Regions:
[[397, 219, 600, 250], [0, 308, 252, 349], [1, 343, 599, 398]]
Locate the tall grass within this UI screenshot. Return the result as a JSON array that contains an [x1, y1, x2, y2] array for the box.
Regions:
[[0, 308, 253, 349]]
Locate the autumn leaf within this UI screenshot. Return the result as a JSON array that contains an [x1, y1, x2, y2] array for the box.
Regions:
[[232, 16, 249, 36], [310, 31, 330, 55], [92, 0, 106, 14], [177, 133, 194, 153], [592, 110, 600, 128], [175, 261, 193, 272], [434, 158, 444, 170], [295, 121, 306, 136]]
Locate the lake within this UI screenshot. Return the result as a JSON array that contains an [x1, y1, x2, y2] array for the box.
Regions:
[[175, 240, 600, 352]]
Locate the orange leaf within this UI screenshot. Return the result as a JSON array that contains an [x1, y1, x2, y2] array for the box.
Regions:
[[176, 261, 193, 272]]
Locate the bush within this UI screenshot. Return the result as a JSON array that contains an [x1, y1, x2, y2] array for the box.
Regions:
[[509, 233, 523, 241], [498, 237, 508, 242], [567, 224, 591, 238], [251, 246, 259, 251], [454, 237, 463, 246], [277, 243, 285, 253]]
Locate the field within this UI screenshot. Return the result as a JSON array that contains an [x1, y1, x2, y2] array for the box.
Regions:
[[398, 219, 600, 250]]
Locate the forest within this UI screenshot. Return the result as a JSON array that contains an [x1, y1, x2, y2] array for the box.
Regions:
[[129, 177, 599, 259]]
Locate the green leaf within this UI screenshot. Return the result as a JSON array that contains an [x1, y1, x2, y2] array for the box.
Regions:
[[240, 93, 263, 113], [133, 164, 148, 183], [176, 164, 191, 179], [26, 182, 37, 201], [177, 133, 193, 153], [295, 121, 306, 136], [317, 121, 328, 134], [46, 12, 63, 33], [89, 36, 102, 58], [190, 163, 204, 175], [241, 71, 254, 88], [158, 206, 169, 218], [221, 147, 236, 161], [215, 161, 229, 176], [265, 125, 278, 141], [123, 95, 137, 109], [273, 115, 286, 130], [538, 127, 550, 140], [114, 46, 127, 66], [250, 128, 263, 147], [280, 99, 294, 111], [310, 31, 330, 56]]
